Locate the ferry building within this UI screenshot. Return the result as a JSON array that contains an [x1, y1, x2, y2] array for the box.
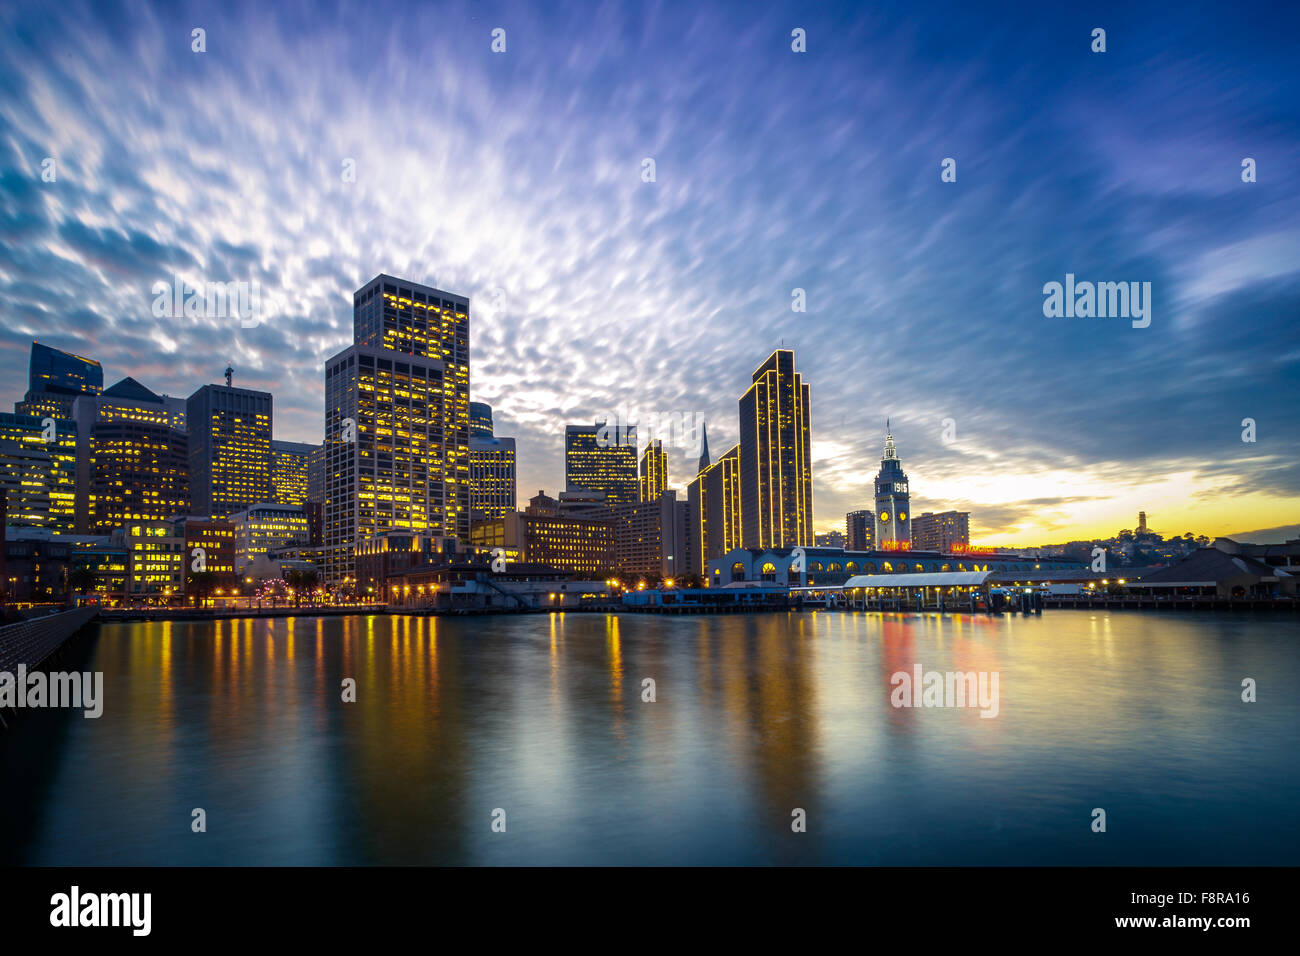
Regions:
[[874, 424, 910, 547]]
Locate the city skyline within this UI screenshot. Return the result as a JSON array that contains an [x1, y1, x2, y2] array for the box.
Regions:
[[2, 0, 1297, 545]]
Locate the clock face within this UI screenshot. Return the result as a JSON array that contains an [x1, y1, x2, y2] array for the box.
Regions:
[[879, 511, 890, 523], [898, 512, 907, 522]]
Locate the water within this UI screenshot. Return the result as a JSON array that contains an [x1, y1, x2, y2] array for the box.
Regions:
[[2, 610, 1297, 865]]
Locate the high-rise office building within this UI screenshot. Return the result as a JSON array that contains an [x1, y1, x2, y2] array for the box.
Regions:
[[564, 422, 638, 504], [470, 401, 494, 439], [324, 274, 470, 584], [738, 349, 812, 549], [912, 511, 970, 552], [72, 378, 190, 535], [874, 425, 911, 546], [16, 342, 103, 420], [270, 440, 316, 507], [639, 439, 668, 502], [687, 443, 741, 578], [468, 403, 516, 527], [307, 443, 326, 504], [0, 412, 78, 533], [846, 509, 874, 551], [187, 383, 272, 519]]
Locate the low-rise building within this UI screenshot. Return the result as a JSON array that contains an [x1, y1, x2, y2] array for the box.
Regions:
[[711, 546, 1087, 588], [470, 509, 615, 577], [385, 561, 613, 611], [1124, 545, 1296, 599], [230, 502, 310, 571], [124, 520, 185, 603]]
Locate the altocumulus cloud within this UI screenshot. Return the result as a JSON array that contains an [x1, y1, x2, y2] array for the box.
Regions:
[[0, 0, 1297, 542]]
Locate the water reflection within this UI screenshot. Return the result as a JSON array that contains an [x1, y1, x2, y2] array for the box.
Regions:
[[1, 611, 1297, 865]]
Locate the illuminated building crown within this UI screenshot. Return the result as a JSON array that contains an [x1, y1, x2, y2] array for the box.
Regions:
[[882, 420, 898, 461]]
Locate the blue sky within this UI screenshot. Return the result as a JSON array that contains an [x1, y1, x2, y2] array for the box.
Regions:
[[2, 0, 1297, 543]]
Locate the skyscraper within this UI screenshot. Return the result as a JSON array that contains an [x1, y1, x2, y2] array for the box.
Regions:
[[469, 401, 494, 439], [72, 378, 190, 535], [468, 402, 517, 527], [16, 342, 103, 421], [0, 412, 78, 533], [186, 382, 272, 519], [307, 443, 326, 504], [688, 442, 742, 578], [874, 424, 911, 546], [270, 440, 317, 507], [564, 422, 638, 504], [324, 274, 471, 584], [639, 439, 668, 502], [738, 349, 812, 549]]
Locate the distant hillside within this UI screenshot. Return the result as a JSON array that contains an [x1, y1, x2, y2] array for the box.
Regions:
[[1223, 524, 1300, 544]]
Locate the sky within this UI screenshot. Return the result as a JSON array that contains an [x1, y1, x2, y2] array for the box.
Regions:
[[1, 0, 1297, 545]]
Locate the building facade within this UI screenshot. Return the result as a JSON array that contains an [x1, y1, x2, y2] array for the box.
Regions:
[[16, 342, 103, 421], [738, 349, 812, 549], [124, 520, 186, 603], [187, 383, 272, 519], [912, 511, 970, 552], [270, 440, 316, 507], [307, 443, 326, 505], [324, 275, 471, 584], [469, 401, 494, 439], [0, 412, 78, 534], [609, 490, 687, 578], [711, 545, 1085, 589], [71, 379, 189, 535], [355, 530, 458, 596], [687, 443, 742, 576], [564, 422, 638, 504], [846, 509, 874, 551], [470, 511, 615, 577], [639, 439, 668, 502], [468, 403, 517, 527], [172, 516, 237, 595], [231, 503, 310, 571]]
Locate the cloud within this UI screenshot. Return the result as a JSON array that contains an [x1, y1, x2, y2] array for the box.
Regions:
[[0, 0, 1296, 545]]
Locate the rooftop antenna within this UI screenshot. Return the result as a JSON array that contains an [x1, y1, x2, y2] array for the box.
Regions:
[[224, 363, 233, 388]]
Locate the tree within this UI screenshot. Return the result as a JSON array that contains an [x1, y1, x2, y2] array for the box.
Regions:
[[284, 569, 318, 608], [186, 570, 218, 607], [68, 565, 99, 600]]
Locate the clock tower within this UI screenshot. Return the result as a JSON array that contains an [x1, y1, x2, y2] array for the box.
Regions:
[[874, 422, 911, 547]]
